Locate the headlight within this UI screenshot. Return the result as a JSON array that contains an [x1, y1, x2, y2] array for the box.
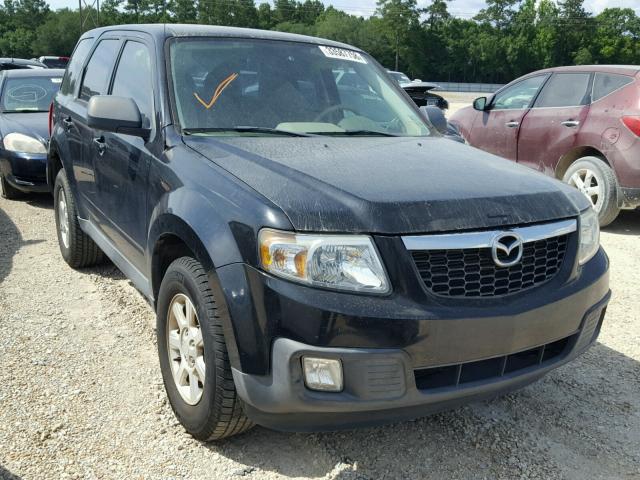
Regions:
[[578, 208, 600, 265], [3, 133, 46, 154], [258, 229, 390, 294]]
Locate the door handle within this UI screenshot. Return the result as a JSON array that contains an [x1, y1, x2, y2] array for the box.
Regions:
[[505, 121, 520, 128], [62, 117, 73, 131], [93, 136, 106, 156], [561, 120, 580, 127]]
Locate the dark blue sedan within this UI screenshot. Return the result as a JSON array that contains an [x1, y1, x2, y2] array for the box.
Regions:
[[0, 68, 63, 199]]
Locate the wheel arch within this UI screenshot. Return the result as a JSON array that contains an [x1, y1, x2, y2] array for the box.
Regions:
[[555, 146, 611, 181], [148, 214, 219, 303], [147, 212, 245, 370]]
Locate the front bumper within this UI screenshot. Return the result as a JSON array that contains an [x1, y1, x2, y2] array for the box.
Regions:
[[217, 243, 610, 431], [234, 292, 609, 431], [0, 149, 48, 193]]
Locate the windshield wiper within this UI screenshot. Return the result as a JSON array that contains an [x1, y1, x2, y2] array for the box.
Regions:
[[311, 129, 399, 137], [182, 126, 313, 137]]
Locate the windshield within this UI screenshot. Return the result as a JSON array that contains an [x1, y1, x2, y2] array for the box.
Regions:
[[389, 72, 411, 84], [1, 75, 62, 112], [41, 58, 68, 69], [169, 38, 429, 137]]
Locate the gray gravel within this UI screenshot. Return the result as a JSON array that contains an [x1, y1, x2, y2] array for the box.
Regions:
[[0, 195, 639, 480]]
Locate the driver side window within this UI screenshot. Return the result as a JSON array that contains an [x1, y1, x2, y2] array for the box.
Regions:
[[492, 75, 548, 110]]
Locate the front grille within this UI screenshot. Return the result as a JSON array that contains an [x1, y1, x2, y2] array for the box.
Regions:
[[411, 234, 569, 297], [414, 334, 574, 391]]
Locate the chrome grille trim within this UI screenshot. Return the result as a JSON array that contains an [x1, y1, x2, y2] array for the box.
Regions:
[[402, 219, 577, 251]]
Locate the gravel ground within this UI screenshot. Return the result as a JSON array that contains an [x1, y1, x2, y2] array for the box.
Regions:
[[0, 192, 639, 480]]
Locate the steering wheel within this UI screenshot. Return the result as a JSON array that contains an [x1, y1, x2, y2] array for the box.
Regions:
[[314, 104, 361, 122]]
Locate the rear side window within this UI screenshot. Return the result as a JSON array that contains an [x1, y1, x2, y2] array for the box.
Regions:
[[534, 73, 591, 108], [110, 41, 153, 127], [60, 38, 93, 96], [79, 39, 121, 101], [592, 73, 633, 102]]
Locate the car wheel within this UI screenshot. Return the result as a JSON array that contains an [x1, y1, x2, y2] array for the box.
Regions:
[[157, 257, 253, 441], [54, 169, 104, 268], [0, 174, 21, 200], [563, 156, 620, 227]]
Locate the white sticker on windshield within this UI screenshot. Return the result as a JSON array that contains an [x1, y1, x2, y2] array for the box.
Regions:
[[319, 46, 367, 64], [51, 78, 62, 83]]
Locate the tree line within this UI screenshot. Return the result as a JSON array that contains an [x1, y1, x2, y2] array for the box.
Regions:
[[1, 0, 638, 83]]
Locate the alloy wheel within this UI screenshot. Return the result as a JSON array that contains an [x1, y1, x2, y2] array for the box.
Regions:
[[167, 293, 206, 405], [568, 168, 602, 212], [58, 190, 70, 249]]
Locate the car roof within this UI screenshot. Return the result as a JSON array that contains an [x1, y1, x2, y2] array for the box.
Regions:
[[537, 65, 640, 76], [1, 68, 64, 78], [0, 57, 46, 67], [81, 24, 362, 52]]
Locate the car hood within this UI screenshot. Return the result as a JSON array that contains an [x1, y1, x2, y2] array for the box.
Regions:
[[184, 136, 589, 234], [0, 112, 49, 144]]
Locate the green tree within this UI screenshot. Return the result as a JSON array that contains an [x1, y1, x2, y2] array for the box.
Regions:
[[273, 0, 297, 24], [376, 0, 419, 70], [100, 0, 125, 25], [32, 9, 82, 55], [593, 8, 639, 64], [475, 0, 518, 29], [0, 27, 34, 56], [171, 0, 196, 23], [424, 0, 450, 28], [297, 0, 323, 25], [256, 2, 274, 29]]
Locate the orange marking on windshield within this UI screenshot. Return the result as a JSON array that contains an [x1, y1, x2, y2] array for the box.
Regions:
[[193, 72, 239, 109]]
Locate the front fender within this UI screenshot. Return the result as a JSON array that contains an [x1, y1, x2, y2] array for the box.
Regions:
[[145, 153, 293, 372]]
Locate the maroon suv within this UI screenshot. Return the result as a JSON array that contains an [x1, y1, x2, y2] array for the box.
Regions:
[[451, 65, 640, 226]]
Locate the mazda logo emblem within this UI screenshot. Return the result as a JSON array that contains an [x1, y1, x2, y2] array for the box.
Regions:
[[491, 232, 524, 267]]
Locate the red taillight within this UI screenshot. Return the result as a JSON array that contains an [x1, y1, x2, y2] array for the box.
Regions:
[[48, 102, 54, 137], [622, 115, 640, 137]]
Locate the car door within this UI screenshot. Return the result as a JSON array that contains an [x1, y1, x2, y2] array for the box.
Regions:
[[468, 75, 549, 160], [91, 39, 156, 272], [73, 38, 122, 215], [54, 37, 93, 212], [517, 72, 592, 174]]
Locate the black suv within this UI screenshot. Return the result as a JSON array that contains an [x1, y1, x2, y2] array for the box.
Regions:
[[49, 25, 610, 440]]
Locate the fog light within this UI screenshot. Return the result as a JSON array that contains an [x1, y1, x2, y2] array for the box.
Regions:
[[302, 357, 343, 392]]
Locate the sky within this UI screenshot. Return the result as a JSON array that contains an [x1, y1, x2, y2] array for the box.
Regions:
[[52, 0, 640, 17]]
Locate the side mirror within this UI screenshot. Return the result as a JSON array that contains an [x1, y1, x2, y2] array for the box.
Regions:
[[420, 105, 447, 135], [87, 95, 150, 139], [413, 78, 422, 82], [473, 96, 488, 111]]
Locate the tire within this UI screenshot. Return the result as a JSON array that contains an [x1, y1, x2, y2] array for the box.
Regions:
[[563, 156, 620, 227], [157, 257, 253, 441], [54, 169, 104, 268], [0, 174, 21, 200]]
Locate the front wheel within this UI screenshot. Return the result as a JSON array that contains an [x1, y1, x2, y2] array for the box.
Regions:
[[563, 156, 620, 227], [157, 257, 253, 441]]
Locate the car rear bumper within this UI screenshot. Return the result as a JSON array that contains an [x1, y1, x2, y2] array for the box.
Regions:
[[0, 149, 48, 193], [224, 249, 610, 431], [621, 187, 640, 209]]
